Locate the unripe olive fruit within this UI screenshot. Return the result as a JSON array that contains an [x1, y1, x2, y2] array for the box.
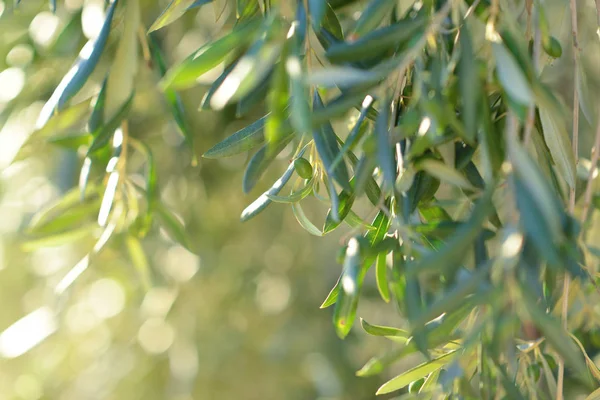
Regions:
[[542, 36, 562, 58], [294, 158, 313, 179]]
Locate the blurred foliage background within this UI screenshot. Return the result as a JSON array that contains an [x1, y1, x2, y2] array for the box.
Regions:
[[0, 0, 599, 399], [0, 1, 404, 399]]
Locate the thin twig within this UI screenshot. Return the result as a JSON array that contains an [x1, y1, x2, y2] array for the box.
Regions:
[[557, 0, 580, 397]]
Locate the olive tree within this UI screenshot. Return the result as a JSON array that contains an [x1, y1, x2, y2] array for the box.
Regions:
[[4, 0, 600, 397]]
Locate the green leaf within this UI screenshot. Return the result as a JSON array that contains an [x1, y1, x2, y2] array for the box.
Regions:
[[351, 0, 397, 37], [27, 184, 99, 235], [321, 3, 344, 40], [200, 61, 238, 110], [87, 93, 134, 155], [292, 202, 323, 236], [287, 21, 311, 136], [103, 0, 139, 122], [14, 99, 92, 163], [161, 19, 261, 90], [323, 190, 354, 233], [360, 318, 408, 342], [308, 0, 327, 32], [376, 349, 460, 394], [408, 188, 494, 276], [375, 99, 396, 191], [243, 133, 294, 193], [458, 24, 478, 143], [313, 94, 351, 191], [509, 140, 565, 243], [240, 149, 303, 221], [265, 37, 291, 147], [22, 224, 98, 252], [412, 264, 491, 329], [203, 116, 267, 158], [154, 203, 195, 252], [492, 42, 533, 107], [538, 107, 576, 189], [325, 15, 426, 63], [376, 252, 390, 302], [333, 237, 362, 338], [36, 0, 118, 127], [329, 95, 374, 171], [417, 159, 477, 191], [148, 0, 207, 32], [519, 283, 590, 386], [266, 178, 314, 203], [88, 78, 107, 132], [47, 133, 91, 150], [307, 66, 381, 89], [210, 26, 282, 109]]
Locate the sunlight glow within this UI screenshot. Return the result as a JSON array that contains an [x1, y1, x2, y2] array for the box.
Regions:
[[137, 318, 175, 354], [418, 117, 431, 136], [0, 68, 25, 102], [29, 12, 60, 47], [82, 1, 106, 40], [0, 307, 57, 358]]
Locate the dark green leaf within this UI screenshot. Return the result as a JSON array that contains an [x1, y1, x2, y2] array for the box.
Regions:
[[351, 0, 397, 37], [87, 93, 134, 155], [408, 188, 494, 276], [240, 149, 305, 221], [204, 116, 267, 158], [313, 94, 351, 191], [324, 190, 354, 233], [325, 15, 426, 63], [243, 132, 294, 193], [458, 24, 478, 143]]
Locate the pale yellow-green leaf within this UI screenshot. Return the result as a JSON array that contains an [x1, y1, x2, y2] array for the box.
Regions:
[[104, 0, 140, 121], [148, 0, 197, 33], [376, 349, 460, 394], [493, 43, 533, 106], [417, 159, 477, 191], [539, 107, 576, 188], [587, 387, 600, 400], [576, 58, 597, 126]]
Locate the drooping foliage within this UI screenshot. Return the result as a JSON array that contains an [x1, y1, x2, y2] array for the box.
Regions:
[[4, 0, 600, 397]]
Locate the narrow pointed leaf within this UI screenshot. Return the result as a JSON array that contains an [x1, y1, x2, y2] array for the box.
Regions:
[[376, 252, 390, 302], [240, 150, 304, 221], [149, 0, 205, 32], [539, 107, 576, 189], [36, 0, 118, 127], [492, 42, 533, 107], [376, 350, 460, 394], [161, 19, 261, 90], [292, 202, 323, 236], [204, 116, 266, 158], [360, 318, 408, 342], [242, 132, 294, 193], [333, 237, 362, 338]]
